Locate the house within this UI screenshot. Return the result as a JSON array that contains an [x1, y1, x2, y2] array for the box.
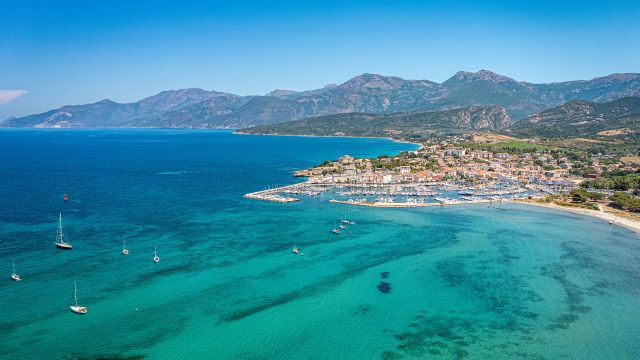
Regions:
[[444, 148, 466, 157], [339, 155, 354, 165]]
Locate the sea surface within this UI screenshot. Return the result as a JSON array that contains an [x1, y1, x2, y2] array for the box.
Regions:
[[0, 129, 639, 360]]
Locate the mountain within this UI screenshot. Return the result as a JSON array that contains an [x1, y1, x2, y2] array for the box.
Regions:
[[238, 106, 512, 139], [507, 97, 640, 138], [4, 71, 640, 128], [2, 88, 237, 128]]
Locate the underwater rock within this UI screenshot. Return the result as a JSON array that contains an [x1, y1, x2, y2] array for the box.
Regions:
[[380, 271, 390, 279], [377, 281, 392, 293]]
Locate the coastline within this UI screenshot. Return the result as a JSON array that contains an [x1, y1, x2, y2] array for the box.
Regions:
[[329, 197, 640, 234], [511, 199, 640, 234], [234, 132, 639, 235], [233, 131, 423, 150]]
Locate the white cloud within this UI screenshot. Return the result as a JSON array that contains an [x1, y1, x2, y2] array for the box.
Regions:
[[0, 90, 28, 105]]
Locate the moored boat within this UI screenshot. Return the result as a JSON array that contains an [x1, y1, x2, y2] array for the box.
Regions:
[[69, 280, 88, 314], [153, 242, 160, 263], [11, 260, 21, 282], [55, 213, 72, 250]]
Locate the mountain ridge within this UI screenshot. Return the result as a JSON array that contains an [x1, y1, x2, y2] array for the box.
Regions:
[[4, 71, 640, 128]]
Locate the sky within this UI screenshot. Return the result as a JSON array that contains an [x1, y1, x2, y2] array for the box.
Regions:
[[1, 0, 639, 119]]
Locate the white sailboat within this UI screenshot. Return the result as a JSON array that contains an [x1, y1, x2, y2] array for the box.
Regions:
[[342, 211, 356, 225], [331, 221, 340, 234], [69, 280, 88, 314], [122, 239, 129, 256], [153, 242, 160, 263], [55, 213, 72, 250], [11, 259, 21, 282]]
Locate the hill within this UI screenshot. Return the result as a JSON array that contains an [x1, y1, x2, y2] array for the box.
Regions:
[[238, 106, 512, 139], [507, 97, 640, 138]]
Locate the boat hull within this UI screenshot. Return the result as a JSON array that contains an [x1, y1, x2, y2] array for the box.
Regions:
[[56, 243, 73, 250], [70, 306, 87, 314]]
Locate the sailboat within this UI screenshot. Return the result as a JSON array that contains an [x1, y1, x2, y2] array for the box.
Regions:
[[69, 280, 88, 314], [153, 242, 160, 263], [341, 211, 356, 225], [122, 239, 129, 256], [55, 213, 72, 250], [11, 260, 21, 282], [331, 221, 340, 234]]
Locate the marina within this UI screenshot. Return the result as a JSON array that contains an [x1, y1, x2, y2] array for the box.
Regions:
[[244, 180, 537, 208]]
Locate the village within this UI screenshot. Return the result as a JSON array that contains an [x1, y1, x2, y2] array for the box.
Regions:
[[244, 136, 640, 209]]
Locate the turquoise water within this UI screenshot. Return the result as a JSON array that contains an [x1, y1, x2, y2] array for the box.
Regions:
[[0, 129, 639, 359]]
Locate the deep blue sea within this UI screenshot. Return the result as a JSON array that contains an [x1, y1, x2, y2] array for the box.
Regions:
[[0, 129, 639, 359]]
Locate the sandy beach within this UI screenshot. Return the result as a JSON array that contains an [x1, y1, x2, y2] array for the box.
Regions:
[[512, 199, 640, 234], [328, 197, 640, 234]]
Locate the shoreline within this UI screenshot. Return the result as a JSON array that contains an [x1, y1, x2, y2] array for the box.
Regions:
[[510, 199, 640, 234], [233, 131, 423, 150], [329, 197, 640, 234], [234, 133, 639, 235]]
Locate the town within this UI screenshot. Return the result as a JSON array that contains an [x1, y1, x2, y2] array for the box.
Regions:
[[245, 135, 640, 214]]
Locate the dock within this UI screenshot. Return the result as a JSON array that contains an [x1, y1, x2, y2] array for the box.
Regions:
[[243, 183, 302, 203]]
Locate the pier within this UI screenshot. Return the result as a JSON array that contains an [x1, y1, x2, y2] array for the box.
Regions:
[[243, 183, 331, 203]]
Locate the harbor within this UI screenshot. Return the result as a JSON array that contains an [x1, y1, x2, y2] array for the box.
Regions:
[[243, 180, 535, 207]]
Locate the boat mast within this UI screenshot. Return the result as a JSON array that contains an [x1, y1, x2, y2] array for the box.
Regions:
[[73, 280, 78, 307], [56, 213, 64, 244]]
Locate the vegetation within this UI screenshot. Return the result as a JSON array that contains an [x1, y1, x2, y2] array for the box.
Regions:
[[241, 106, 511, 139], [508, 97, 640, 139], [581, 169, 640, 191], [570, 189, 604, 202], [609, 192, 640, 212]]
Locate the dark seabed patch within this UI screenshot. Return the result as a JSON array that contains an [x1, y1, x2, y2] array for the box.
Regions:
[[377, 281, 392, 294]]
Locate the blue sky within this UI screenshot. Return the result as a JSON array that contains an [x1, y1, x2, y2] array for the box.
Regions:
[[1, 0, 639, 119]]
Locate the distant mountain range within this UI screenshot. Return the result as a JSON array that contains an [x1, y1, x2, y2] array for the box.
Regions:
[[238, 106, 512, 139], [3, 71, 640, 128]]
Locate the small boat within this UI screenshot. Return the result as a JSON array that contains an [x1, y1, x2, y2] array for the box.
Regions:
[[331, 221, 340, 234], [609, 220, 614, 225], [122, 239, 129, 256], [69, 280, 88, 314], [292, 246, 299, 254], [339, 224, 346, 229], [55, 213, 73, 250], [11, 260, 21, 282], [153, 242, 160, 263], [300, 252, 304, 256]]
